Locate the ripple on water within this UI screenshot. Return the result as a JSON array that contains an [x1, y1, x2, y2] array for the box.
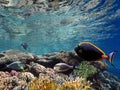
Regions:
[[0, 0, 119, 54]]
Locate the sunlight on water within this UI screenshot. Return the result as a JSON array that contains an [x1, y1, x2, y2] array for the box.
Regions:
[[0, 0, 120, 54]]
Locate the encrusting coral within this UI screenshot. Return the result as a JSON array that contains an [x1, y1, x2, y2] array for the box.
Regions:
[[29, 76, 93, 90]]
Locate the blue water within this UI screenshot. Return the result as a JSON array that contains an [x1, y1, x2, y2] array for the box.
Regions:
[[0, 0, 120, 78]]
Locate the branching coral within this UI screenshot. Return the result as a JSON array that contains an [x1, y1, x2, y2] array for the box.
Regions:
[[73, 61, 97, 78], [59, 77, 92, 90], [29, 77, 58, 90], [29, 76, 93, 90]]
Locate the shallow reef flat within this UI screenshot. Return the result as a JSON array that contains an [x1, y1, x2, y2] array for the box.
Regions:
[[0, 50, 120, 90]]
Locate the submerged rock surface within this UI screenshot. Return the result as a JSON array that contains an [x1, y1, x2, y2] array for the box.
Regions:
[[0, 50, 119, 90]]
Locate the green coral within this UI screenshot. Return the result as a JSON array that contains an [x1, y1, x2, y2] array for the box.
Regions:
[[73, 61, 97, 78]]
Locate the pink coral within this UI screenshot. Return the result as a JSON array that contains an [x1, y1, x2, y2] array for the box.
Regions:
[[10, 70, 19, 76]]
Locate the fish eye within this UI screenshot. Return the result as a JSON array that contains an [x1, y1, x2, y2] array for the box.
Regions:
[[79, 49, 82, 53], [78, 44, 81, 46]]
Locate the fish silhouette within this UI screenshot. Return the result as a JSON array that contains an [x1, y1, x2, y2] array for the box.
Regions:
[[54, 63, 77, 73], [21, 42, 28, 50], [75, 42, 115, 66]]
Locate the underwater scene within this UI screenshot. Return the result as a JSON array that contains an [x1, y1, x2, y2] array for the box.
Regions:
[[0, 0, 120, 90]]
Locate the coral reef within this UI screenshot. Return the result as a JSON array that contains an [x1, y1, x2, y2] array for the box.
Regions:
[[39, 73, 69, 85], [0, 71, 28, 90], [0, 50, 119, 90], [0, 50, 37, 65], [18, 72, 35, 82], [29, 76, 93, 90], [90, 71, 120, 90]]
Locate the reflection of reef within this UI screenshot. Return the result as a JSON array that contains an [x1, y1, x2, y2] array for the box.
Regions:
[[0, 0, 118, 42], [0, 50, 120, 90], [0, 0, 73, 11]]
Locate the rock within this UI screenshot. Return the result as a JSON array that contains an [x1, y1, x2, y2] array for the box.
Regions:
[[91, 61, 108, 71], [35, 57, 60, 68], [18, 72, 35, 82], [0, 53, 5, 58], [30, 62, 47, 76], [35, 51, 80, 68], [0, 50, 109, 73], [89, 71, 120, 90], [37, 51, 108, 73], [0, 50, 38, 70], [46, 67, 55, 74], [41, 51, 80, 66]]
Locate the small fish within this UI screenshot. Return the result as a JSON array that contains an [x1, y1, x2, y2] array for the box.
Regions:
[[54, 63, 75, 73], [21, 42, 28, 50], [6, 61, 26, 71], [74, 42, 115, 66]]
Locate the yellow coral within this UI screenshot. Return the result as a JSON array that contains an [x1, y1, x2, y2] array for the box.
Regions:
[[59, 77, 92, 90], [29, 77, 93, 90], [29, 77, 58, 90]]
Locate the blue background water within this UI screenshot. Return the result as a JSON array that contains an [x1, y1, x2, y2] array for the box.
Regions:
[[0, 0, 120, 78]]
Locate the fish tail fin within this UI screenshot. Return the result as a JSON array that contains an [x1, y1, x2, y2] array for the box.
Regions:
[[72, 65, 76, 69], [108, 51, 116, 66], [73, 65, 81, 70]]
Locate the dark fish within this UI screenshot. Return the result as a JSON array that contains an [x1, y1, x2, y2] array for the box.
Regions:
[[21, 42, 28, 50], [74, 42, 115, 65], [54, 63, 75, 72], [6, 61, 26, 71]]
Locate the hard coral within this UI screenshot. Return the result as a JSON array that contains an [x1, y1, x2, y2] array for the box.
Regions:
[[39, 73, 69, 85], [29, 77, 58, 90], [29, 76, 93, 90], [59, 77, 92, 90], [73, 61, 97, 78], [18, 72, 35, 82], [0, 71, 29, 90]]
